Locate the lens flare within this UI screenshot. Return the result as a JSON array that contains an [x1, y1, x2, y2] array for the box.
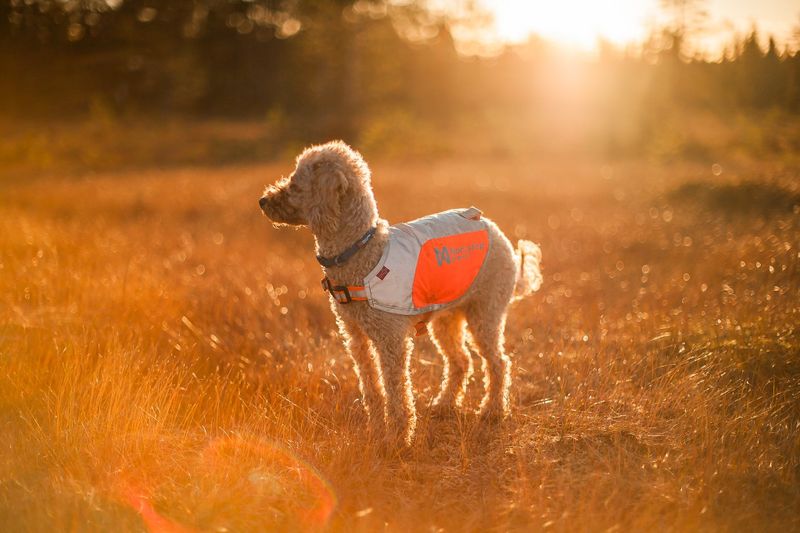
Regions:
[[117, 436, 336, 532], [200, 436, 338, 528], [121, 486, 195, 533]]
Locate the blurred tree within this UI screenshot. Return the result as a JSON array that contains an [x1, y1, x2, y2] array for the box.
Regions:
[[787, 19, 800, 110], [659, 0, 708, 61]]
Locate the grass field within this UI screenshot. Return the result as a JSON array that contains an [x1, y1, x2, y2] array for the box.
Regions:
[[1, 154, 799, 531]]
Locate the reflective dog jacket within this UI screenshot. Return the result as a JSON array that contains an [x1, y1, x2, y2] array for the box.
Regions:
[[363, 207, 490, 315]]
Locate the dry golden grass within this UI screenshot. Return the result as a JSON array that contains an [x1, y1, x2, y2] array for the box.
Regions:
[[1, 155, 799, 532]]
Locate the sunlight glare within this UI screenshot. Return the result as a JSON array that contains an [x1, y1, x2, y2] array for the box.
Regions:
[[483, 0, 657, 51]]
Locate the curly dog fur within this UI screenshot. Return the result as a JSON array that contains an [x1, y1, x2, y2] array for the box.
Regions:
[[260, 141, 541, 444]]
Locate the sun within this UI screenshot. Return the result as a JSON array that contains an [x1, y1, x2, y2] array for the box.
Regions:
[[483, 0, 657, 51]]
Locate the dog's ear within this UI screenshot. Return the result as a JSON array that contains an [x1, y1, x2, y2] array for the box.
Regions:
[[306, 161, 348, 232]]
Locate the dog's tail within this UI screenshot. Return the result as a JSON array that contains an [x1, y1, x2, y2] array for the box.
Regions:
[[513, 240, 543, 301]]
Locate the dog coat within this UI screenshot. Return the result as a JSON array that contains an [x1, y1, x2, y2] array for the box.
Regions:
[[362, 207, 490, 315]]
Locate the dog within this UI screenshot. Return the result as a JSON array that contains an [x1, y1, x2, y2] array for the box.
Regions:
[[259, 141, 542, 444]]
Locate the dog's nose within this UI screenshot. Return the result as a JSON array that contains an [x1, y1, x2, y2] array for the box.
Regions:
[[259, 197, 268, 210]]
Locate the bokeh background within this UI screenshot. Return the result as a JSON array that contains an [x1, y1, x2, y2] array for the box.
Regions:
[[2, 0, 800, 171], [1, 1, 800, 532]]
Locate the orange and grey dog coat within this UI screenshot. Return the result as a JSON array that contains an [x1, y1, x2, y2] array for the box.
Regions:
[[361, 207, 490, 315]]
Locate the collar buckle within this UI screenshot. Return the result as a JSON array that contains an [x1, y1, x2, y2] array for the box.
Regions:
[[321, 277, 354, 304]]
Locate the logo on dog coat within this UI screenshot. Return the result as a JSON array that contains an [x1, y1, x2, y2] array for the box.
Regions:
[[434, 242, 487, 267], [434, 247, 450, 266]]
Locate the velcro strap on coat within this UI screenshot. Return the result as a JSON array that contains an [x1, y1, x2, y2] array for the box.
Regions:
[[321, 277, 367, 304], [332, 286, 368, 303], [413, 312, 433, 336]]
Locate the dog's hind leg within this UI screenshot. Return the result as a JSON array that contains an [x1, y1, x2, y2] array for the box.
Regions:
[[466, 304, 511, 419], [429, 312, 473, 416]]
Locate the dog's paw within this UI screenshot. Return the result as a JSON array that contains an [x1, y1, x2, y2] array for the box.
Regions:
[[382, 419, 414, 449], [429, 401, 458, 419], [477, 405, 509, 424], [347, 401, 369, 422]]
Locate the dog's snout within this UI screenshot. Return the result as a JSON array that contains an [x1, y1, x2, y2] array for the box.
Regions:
[[258, 184, 305, 225]]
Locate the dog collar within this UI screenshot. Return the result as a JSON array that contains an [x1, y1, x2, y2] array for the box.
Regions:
[[316, 226, 377, 268]]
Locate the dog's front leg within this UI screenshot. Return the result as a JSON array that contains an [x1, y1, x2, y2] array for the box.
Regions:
[[368, 324, 417, 446], [338, 317, 383, 430]]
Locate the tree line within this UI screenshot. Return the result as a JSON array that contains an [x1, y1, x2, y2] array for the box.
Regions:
[[2, 0, 799, 146]]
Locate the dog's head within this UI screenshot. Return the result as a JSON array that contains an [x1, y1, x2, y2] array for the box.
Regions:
[[259, 141, 373, 232]]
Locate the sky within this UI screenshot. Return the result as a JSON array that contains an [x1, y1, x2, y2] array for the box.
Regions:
[[482, 0, 800, 55]]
